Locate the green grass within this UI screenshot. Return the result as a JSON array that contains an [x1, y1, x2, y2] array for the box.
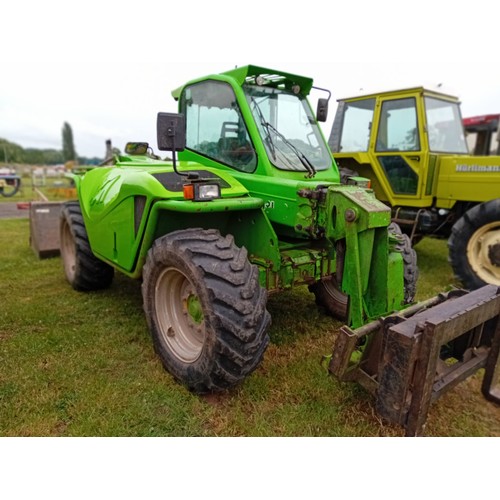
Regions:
[[1, 218, 499, 436]]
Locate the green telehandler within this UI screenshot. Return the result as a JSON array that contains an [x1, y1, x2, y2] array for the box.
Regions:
[[329, 87, 500, 291], [60, 66, 500, 436]]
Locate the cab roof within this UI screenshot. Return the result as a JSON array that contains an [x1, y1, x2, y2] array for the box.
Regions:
[[337, 86, 460, 103], [172, 64, 314, 100]]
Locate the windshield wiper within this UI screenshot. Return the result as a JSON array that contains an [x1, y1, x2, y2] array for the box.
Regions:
[[251, 97, 277, 161], [264, 121, 317, 178], [251, 97, 316, 178]]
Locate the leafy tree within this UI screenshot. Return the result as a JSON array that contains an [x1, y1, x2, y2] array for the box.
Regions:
[[24, 148, 64, 165], [0, 138, 24, 163], [1, 135, 102, 165], [62, 122, 77, 162]]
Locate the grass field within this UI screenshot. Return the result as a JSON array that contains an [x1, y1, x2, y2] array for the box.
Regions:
[[1, 217, 499, 437]]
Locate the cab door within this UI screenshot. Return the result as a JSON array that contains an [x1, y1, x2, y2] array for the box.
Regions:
[[373, 95, 429, 207]]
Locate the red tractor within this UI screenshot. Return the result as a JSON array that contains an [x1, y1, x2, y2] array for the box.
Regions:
[[463, 113, 500, 156]]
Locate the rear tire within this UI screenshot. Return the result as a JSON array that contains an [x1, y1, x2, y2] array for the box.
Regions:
[[60, 201, 114, 291], [448, 199, 500, 289], [142, 228, 271, 393]]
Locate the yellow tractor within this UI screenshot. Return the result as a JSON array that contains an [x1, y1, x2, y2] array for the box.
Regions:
[[329, 87, 500, 291]]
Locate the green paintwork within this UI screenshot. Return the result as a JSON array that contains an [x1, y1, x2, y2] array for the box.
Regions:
[[325, 186, 403, 326], [71, 157, 263, 277], [74, 65, 409, 329], [171, 64, 314, 101]]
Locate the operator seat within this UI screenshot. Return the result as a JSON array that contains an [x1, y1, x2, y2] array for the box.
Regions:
[[218, 121, 254, 166]]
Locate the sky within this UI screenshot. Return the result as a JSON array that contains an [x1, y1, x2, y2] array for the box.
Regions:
[[2, 2, 499, 160]]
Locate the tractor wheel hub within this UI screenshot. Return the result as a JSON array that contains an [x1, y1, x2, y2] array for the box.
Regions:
[[488, 242, 500, 267]]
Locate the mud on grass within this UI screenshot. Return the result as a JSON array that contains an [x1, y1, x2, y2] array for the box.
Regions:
[[1, 219, 499, 436]]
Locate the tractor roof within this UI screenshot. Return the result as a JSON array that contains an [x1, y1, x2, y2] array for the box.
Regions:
[[463, 114, 500, 127], [337, 86, 461, 103], [172, 64, 314, 100]]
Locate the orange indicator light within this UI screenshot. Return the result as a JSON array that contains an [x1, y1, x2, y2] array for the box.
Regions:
[[183, 184, 194, 200]]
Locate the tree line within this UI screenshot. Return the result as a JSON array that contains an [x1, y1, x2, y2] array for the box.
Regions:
[[0, 122, 102, 166]]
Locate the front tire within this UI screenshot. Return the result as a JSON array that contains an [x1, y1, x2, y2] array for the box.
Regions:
[[60, 201, 114, 291], [448, 199, 500, 289], [309, 240, 348, 321], [310, 223, 418, 320], [142, 228, 270, 393], [388, 222, 418, 304]]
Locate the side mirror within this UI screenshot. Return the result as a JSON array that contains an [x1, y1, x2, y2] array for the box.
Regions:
[[157, 112, 186, 151], [125, 142, 149, 155], [316, 98, 328, 122]]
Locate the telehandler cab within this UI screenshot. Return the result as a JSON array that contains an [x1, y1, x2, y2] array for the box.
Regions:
[[329, 87, 500, 291], [60, 66, 500, 436]]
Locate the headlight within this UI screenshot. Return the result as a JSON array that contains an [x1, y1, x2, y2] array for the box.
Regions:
[[196, 184, 221, 200], [183, 182, 221, 201]]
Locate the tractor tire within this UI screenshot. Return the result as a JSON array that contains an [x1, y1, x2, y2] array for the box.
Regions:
[[309, 241, 348, 321], [142, 228, 271, 394], [60, 201, 114, 291], [0, 177, 21, 197], [388, 222, 418, 304], [309, 274, 348, 321], [448, 199, 500, 290], [310, 223, 418, 321]]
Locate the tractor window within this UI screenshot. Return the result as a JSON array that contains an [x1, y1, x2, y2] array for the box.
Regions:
[[244, 85, 332, 172], [378, 156, 418, 195], [376, 98, 420, 152], [180, 80, 257, 172], [338, 98, 375, 152], [424, 97, 468, 154]]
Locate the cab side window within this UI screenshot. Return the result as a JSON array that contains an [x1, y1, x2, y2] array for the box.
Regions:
[[335, 98, 375, 152], [180, 81, 257, 172]]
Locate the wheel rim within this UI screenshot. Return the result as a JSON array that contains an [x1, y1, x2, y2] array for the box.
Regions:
[[467, 221, 500, 285], [154, 267, 205, 363], [60, 218, 76, 282]]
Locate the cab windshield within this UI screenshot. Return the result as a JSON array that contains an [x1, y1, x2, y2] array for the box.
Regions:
[[243, 85, 332, 172], [424, 97, 468, 154]]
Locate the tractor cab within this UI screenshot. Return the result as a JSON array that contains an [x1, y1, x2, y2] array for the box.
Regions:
[[329, 87, 471, 209], [173, 65, 338, 183]]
